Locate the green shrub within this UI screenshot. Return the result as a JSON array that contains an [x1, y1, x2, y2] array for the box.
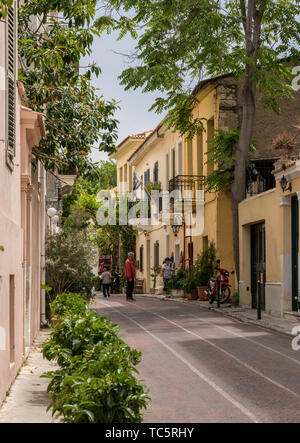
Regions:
[[167, 268, 184, 291], [43, 343, 148, 423], [179, 267, 198, 293], [43, 311, 120, 367], [42, 295, 150, 422], [50, 292, 88, 318], [194, 241, 216, 286]]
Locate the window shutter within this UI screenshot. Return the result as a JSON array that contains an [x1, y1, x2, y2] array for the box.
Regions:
[[6, 2, 16, 170], [153, 161, 159, 183]]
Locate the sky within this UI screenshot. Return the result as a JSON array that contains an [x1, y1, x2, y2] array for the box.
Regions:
[[81, 29, 163, 164]]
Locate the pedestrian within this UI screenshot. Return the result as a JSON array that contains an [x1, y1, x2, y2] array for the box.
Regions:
[[162, 257, 172, 296], [100, 266, 112, 298], [125, 252, 136, 301], [100, 261, 105, 273]]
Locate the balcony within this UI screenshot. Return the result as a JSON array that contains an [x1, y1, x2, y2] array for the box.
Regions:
[[246, 160, 276, 198], [169, 175, 205, 197]]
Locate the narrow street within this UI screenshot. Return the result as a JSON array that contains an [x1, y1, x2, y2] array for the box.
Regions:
[[94, 295, 300, 424]]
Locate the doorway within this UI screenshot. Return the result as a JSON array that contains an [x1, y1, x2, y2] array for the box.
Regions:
[[251, 223, 266, 310]]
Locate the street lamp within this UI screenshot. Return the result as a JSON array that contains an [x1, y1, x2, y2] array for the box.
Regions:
[[47, 207, 59, 233], [52, 215, 59, 225], [280, 175, 292, 193], [47, 207, 57, 218], [171, 224, 181, 237]]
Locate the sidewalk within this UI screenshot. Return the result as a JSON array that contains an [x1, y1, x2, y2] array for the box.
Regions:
[[0, 329, 58, 423], [135, 293, 300, 337]]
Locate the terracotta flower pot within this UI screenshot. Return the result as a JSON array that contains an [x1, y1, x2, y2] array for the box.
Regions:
[[186, 290, 199, 300], [197, 286, 209, 301]]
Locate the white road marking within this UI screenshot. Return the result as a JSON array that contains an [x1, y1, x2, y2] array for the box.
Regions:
[[186, 311, 300, 367], [133, 304, 300, 401], [97, 300, 260, 423]]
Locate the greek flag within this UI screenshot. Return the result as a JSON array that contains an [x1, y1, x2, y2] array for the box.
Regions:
[[133, 172, 142, 191], [132, 172, 142, 200]]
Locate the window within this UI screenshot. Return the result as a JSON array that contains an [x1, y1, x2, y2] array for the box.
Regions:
[[178, 141, 183, 175], [139, 245, 144, 273], [171, 148, 176, 178], [165, 153, 169, 186], [154, 241, 160, 268], [197, 133, 203, 176], [144, 169, 150, 185], [166, 234, 170, 258], [6, 3, 16, 170], [175, 244, 180, 267], [187, 139, 193, 174], [207, 119, 215, 176], [188, 242, 194, 266], [153, 161, 159, 183]]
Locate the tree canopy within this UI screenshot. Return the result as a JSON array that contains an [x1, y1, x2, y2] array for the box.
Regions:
[[100, 0, 300, 136], [99, 0, 300, 279], [18, 0, 119, 173]]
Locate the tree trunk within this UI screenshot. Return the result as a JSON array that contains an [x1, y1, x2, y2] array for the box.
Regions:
[[231, 66, 257, 284]]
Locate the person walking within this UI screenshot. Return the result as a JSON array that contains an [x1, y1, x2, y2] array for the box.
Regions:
[[125, 252, 135, 301], [100, 266, 112, 298], [162, 257, 172, 296]]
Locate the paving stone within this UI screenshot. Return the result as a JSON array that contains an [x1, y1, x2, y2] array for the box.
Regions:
[[0, 329, 59, 423]]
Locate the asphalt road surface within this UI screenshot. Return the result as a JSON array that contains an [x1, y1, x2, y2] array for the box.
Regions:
[[93, 295, 300, 423]]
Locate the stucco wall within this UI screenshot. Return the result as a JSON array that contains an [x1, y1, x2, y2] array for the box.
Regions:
[[239, 186, 282, 313], [0, 19, 24, 405]]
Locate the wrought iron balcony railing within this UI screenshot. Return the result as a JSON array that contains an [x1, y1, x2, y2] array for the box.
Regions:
[[246, 160, 276, 198], [168, 175, 206, 196]]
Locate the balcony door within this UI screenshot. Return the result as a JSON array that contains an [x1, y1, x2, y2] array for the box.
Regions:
[[171, 148, 176, 179], [177, 141, 183, 175]]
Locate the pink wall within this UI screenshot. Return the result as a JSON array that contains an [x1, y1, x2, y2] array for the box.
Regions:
[[0, 20, 24, 404], [0, 18, 45, 404]]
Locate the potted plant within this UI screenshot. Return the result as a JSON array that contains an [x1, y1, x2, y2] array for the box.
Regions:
[[195, 242, 216, 301], [272, 132, 296, 161], [180, 267, 198, 300], [167, 268, 184, 297]]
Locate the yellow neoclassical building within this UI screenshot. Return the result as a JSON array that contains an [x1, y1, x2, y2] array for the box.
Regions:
[[115, 76, 239, 293], [114, 71, 300, 317]]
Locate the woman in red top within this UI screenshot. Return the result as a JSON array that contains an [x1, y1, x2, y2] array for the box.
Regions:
[[125, 252, 135, 301]]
